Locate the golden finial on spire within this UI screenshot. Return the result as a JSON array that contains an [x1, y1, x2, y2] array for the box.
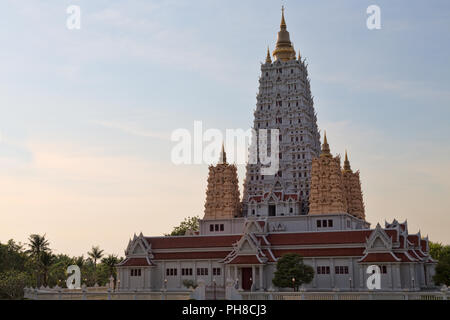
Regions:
[[298, 50, 301, 60], [219, 143, 227, 164], [343, 150, 352, 172], [273, 6, 296, 62], [321, 131, 331, 156], [266, 46, 272, 64], [281, 5, 287, 29]]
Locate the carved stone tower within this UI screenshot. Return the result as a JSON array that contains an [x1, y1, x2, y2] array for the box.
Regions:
[[342, 151, 366, 220], [242, 7, 321, 217], [309, 133, 348, 215], [203, 146, 241, 220]]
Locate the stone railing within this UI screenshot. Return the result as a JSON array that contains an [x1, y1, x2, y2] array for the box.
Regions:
[[24, 283, 449, 301], [23, 286, 193, 300], [239, 290, 449, 301]]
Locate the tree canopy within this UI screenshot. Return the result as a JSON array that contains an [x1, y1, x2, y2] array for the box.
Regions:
[[272, 253, 314, 291], [0, 235, 123, 299], [166, 216, 200, 236], [430, 242, 450, 286]]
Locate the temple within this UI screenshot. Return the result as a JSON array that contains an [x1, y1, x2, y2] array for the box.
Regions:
[[116, 8, 436, 295]]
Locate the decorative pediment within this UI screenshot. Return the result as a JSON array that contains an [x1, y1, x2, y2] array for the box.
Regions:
[[271, 223, 287, 232], [125, 232, 153, 259], [243, 219, 267, 234], [364, 223, 393, 252]]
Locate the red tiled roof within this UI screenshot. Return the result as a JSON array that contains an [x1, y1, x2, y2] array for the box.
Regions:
[[262, 249, 276, 262], [249, 196, 262, 202], [267, 231, 373, 245], [283, 194, 298, 201], [420, 239, 428, 252], [228, 255, 262, 264], [408, 250, 422, 260], [272, 247, 364, 258], [118, 257, 154, 267], [408, 235, 420, 247], [396, 252, 416, 262], [359, 252, 400, 263], [146, 235, 241, 249], [153, 251, 229, 260]]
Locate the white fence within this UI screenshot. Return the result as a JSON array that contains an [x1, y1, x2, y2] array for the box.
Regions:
[[23, 287, 193, 300], [240, 290, 449, 300], [24, 285, 449, 301]]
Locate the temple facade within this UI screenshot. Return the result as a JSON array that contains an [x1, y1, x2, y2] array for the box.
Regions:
[[116, 8, 436, 294]]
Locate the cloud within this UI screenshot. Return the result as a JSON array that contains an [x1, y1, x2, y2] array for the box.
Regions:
[[93, 120, 169, 140]]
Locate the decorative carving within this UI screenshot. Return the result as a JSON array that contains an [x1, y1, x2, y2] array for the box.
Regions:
[[342, 151, 365, 220], [309, 132, 348, 215], [203, 145, 241, 220]]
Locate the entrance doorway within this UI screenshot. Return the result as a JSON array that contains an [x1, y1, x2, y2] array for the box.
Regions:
[[268, 205, 276, 216], [242, 268, 252, 291]]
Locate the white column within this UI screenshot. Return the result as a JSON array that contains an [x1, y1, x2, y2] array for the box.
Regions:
[[252, 265, 256, 290], [161, 261, 166, 289], [359, 266, 364, 288], [209, 260, 213, 284], [312, 258, 317, 288], [388, 264, 393, 289], [259, 265, 264, 291], [395, 264, 401, 289], [349, 258, 354, 290], [330, 258, 335, 289], [177, 261, 181, 288]]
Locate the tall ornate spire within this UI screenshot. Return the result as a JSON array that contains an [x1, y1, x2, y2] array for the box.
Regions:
[[219, 143, 227, 164], [343, 150, 352, 172], [266, 46, 272, 64], [280, 5, 287, 29], [272, 6, 296, 62], [321, 131, 331, 156], [204, 147, 241, 219], [341, 150, 365, 220], [298, 50, 301, 61]]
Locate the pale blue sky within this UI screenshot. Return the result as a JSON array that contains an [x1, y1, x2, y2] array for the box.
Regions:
[[0, 0, 449, 256]]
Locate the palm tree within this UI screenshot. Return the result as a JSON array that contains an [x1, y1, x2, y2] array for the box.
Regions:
[[27, 234, 50, 260], [88, 246, 104, 284], [39, 251, 55, 286], [73, 255, 85, 268], [27, 234, 51, 287], [101, 254, 119, 278]]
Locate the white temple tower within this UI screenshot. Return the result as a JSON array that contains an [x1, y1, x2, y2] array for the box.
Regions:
[[242, 7, 321, 216]]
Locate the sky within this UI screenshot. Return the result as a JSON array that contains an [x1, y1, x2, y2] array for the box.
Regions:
[[0, 0, 449, 257]]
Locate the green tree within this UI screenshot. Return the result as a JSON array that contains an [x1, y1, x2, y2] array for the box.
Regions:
[[39, 251, 55, 287], [272, 253, 314, 291], [433, 248, 450, 286], [0, 240, 28, 273], [429, 241, 449, 261], [88, 246, 104, 267], [0, 271, 32, 300], [101, 254, 119, 278], [88, 246, 104, 284], [166, 216, 200, 236], [26, 234, 51, 287]]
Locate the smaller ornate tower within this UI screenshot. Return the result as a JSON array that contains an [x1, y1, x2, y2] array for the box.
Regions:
[[309, 133, 348, 215], [203, 145, 241, 220], [342, 151, 366, 220]]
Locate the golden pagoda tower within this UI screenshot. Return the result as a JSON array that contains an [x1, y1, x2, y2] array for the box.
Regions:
[[272, 6, 297, 62], [203, 145, 241, 220], [309, 132, 348, 215], [342, 151, 366, 220]]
